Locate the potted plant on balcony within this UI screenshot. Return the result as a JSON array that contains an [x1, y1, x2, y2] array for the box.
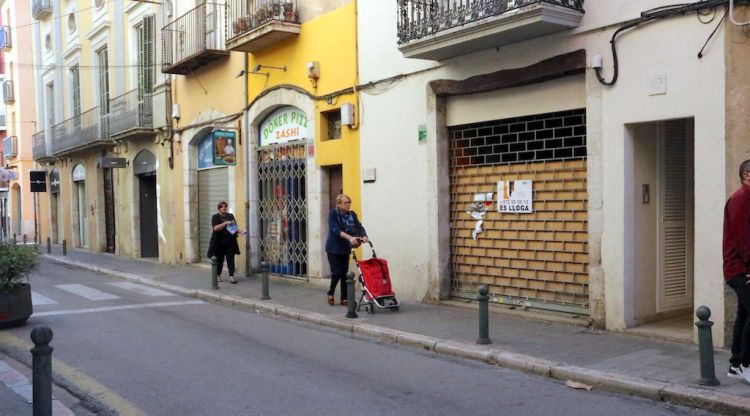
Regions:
[[283, 2, 296, 22], [0, 242, 38, 329], [232, 17, 247, 35]]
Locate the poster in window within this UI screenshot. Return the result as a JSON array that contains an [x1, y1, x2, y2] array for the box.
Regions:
[[213, 130, 237, 166]]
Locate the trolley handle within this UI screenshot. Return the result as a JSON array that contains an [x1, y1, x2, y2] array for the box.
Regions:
[[350, 238, 376, 260]]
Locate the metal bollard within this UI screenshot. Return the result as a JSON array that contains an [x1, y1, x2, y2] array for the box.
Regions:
[[46, 237, 51, 254], [261, 262, 271, 300], [476, 285, 492, 345], [23, 234, 26, 245], [695, 306, 720, 386], [345, 272, 358, 319], [210, 256, 219, 290], [62, 240, 67, 256], [30, 325, 54, 416], [12, 233, 16, 245]]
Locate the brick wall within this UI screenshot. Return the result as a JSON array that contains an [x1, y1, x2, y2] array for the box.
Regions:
[[449, 109, 589, 311]]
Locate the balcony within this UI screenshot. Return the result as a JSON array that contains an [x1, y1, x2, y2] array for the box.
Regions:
[[32, 131, 52, 162], [49, 106, 112, 156], [0, 26, 11, 52], [397, 0, 585, 60], [225, 0, 300, 53], [108, 89, 154, 141], [33, 0, 53, 20], [3, 80, 14, 104], [162, 3, 229, 75], [3, 135, 17, 159]]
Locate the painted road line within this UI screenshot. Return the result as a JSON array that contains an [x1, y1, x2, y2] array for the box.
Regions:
[[55, 284, 121, 301], [33, 300, 206, 317], [32, 291, 58, 306], [109, 282, 176, 297], [0, 333, 147, 416]]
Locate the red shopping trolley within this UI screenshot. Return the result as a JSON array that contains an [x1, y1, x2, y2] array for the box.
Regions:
[[352, 241, 400, 314]]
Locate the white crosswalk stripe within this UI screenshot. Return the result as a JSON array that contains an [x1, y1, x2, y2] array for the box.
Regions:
[[55, 284, 121, 301], [108, 282, 176, 297], [31, 291, 58, 306]]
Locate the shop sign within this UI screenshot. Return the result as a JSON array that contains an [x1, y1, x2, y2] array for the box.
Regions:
[[497, 180, 533, 213], [213, 130, 237, 166], [259, 106, 308, 147]]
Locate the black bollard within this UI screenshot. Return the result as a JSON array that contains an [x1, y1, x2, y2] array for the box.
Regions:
[[23, 234, 26, 245], [46, 237, 51, 254], [477, 285, 492, 345], [210, 256, 219, 290], [345, 272, 358, 319], [12, 233, 16, 245], [695, 306, 720, 386], [62, 240, 66, 256], [30, 325, 54, 416], [261, 262, 271, 300]]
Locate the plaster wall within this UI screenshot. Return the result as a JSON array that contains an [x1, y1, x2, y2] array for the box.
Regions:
[[358, 0, 730, 341]]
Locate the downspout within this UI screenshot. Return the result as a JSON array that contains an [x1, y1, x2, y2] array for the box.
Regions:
[[244, 52, 251, 277]]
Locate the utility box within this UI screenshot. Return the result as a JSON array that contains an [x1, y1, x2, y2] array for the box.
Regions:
[[341, 103, 355, 126]]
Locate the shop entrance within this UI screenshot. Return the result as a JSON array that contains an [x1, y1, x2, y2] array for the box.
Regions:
[[628, 118, 694, 339], [72, 164, 88, 248], [134, 150, 158, 258]]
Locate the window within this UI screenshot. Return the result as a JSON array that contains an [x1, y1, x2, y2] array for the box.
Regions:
[[322, 109, 342, 140], [67, 12, 76, 33], [136, 16, 155, 96], [97, 48, 109, 114], [70, 65, 81, 117], [45, 83, 54, 127]]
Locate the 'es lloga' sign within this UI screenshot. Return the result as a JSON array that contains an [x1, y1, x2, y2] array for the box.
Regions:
[[497, 180, 533, 213]]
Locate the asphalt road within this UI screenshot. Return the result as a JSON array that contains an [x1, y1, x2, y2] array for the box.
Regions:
[[0, 260, 718, 416]]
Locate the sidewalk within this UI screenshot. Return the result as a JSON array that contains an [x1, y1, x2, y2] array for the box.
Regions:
[[41, 246, 750, 415], [0, 355, 76, 416]]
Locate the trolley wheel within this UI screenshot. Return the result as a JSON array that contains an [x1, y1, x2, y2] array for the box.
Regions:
[[370, 304, 376, 314], [393, 306, 399, 312]]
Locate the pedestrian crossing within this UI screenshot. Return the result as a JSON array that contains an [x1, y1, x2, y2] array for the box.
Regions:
[[32, 282, 178, 306]]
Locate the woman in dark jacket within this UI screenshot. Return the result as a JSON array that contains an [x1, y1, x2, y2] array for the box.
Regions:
[[326, 194, 368, 305], [207, 201, 242, 284]]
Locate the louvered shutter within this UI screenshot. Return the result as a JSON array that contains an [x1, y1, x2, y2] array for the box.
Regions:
[[657, 120, 694, 311], [138, 15, 155, 126]]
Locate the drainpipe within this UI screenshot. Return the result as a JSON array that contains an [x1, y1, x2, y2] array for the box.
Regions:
[[244, 52, 251, 277]]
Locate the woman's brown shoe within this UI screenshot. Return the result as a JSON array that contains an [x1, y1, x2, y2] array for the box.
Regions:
[[340, 299, 348, 306], [327, 295, 335, 306]]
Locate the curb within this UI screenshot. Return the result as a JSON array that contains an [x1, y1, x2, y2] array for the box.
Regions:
[[42, 254, 750, 415]]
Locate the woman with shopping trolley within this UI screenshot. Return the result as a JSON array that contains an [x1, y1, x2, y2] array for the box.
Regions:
[[325, 194, 368, 306]]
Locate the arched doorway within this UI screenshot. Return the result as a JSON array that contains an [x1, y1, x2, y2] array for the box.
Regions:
[[72, 164, 88, 248], [134, 150, 159, 258], [197, 131, 228, 262], [10, 183, 21, 237], [49, 169, 62, 243], [257, 106, 308, 277]]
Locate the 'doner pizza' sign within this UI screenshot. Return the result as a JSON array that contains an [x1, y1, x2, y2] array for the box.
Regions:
[[259, 106, 309, 147]]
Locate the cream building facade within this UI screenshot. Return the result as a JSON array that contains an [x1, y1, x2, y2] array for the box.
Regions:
[[358, 0, 750, 345], [2, 0, 37, 242], [32, 0, 169, 258]]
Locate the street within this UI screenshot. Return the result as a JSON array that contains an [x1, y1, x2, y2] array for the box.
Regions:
[[0, 259, 719, 416]]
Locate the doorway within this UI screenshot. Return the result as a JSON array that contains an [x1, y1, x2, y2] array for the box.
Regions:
[[103, 168, 116, 253], [75, 180, 88, 248], [326, 164, 342, 211], [629, 118, 694, 338], [138, 174, 158, 258]]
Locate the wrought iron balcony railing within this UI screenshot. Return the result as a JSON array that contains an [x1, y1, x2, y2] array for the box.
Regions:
[[109, 89, 153, 140], [49, 106, 111, 155], [32, 0, 53, 20], [397, 0, 585, 55], [225, 0, 300, 52], [162, 2, 229, 75], [32, 131, 50, 160]]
